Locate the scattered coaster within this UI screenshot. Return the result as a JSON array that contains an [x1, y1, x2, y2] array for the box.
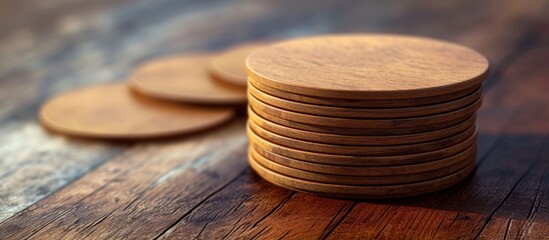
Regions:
[[247, 34, 489, 100], [248, 127, 477, 166], [250, 145, 476, 177], [249, 83, 482, 118], [248, 108, 476, 146], [39, 83, 235, 139], [250, 149, 474, 185], [248, 153, 476, 199], [208, 42, 271, 88], [130, 53, 247, 105], [248, 121, 475, 156]]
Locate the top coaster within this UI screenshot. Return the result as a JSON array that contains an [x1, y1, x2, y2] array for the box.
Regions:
[[246, 34, 489, 100], [39, 83, 235, 139], [208, 42, 270, 88], [131, 54, 247, 105]]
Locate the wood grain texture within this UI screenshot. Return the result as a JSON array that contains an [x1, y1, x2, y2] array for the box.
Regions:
[[246, 34, 489, 100], [130, 53, 247, 105], [249, 81, 483, 118], [249, 107, 477, 146], [0, 0, 548, 239], [40, 83, 235, 139], [248, 121, 476, 156]]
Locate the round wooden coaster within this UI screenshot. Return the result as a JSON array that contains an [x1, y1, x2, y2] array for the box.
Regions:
[[249, 92, 482, 129], [130, 53, 247, 105], [248, 107, 472, 136], [248, 108, 476, 146], [248, 153, 476, 199], [246, 34, 489, 100], [208, 42, 271, 87], [248, 127, 477, 166], [248, 121, 475, 156], [39, 83, 235, 139], [250, 150, 474, 185], [251, 144, 475, 177], [249, 82, 482, 118], [250, 79, 481, 108]]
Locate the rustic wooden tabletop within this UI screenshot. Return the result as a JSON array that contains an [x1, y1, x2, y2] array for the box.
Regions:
[[0, 0, 548, 239]]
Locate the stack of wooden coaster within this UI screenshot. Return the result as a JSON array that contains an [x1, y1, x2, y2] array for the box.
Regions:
[[245, 35, 489, 199]]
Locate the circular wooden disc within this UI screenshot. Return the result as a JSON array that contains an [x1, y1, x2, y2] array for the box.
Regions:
[[249, 108, 476, 146], [208, 42, 271, 87], [39, 83, 235, 139], [130, 53, 247, 105], [250, 149, 474, 185], [246, 34, 489, 100], [249, 92, 482, 129], [249, 82, 482, 118], [248, 107, 473, 136], [250, 79, 481, 108], [248, 127, 477, 166], [251, 144, 475, 177], [248, 121, 475, 156], [249, 154, 476, 199]]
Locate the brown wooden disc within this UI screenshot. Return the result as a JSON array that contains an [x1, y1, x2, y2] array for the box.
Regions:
[[250, 79, 481, 108], [246, 34, 489, 100], [208, 42, 271, 88], [248, 107, 473, 136], [39, 83, 235, 139], [250, 150, 474, 185], [248, 121, 475, 156], [251, 144, 475, 177], [249, 82, 482, 118], [249, 92, 482, 129], [248, 108, 476, 146], [248, 154, 476, 199], [248, 127, 477, 166], [130, 53, 247, 105]]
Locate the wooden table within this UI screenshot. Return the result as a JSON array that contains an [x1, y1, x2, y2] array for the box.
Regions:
[[0, 0, 548, 239]]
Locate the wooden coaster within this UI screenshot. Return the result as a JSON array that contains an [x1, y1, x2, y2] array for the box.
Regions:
[[248, 121, 475, 156], [250, 150, 474, 185], [250, 79, 481, 108], [130, 53, 247, 105], [39, 83, 235, 139], [248, 108, 476, 146], [249, 92, 482, 129], [248, 107, 472, 136], [249, 153, 476, 199], [249, 82, 482, 118], [251, 144, 475, 177], [246, 34, 489, 100], [208, 42, 271, 87], [248, 127, 477, 166]]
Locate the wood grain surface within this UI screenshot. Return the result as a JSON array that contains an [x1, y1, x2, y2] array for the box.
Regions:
[[246, 35, 489, 100], [208, 42, 272, 88], [39, 83, 235, 139], [0, 0, 547, 239], [130, 54, 247, 105], [248, 121, 476, 155], [249, 81, 482, 118], [249, 107, 477, 145]]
